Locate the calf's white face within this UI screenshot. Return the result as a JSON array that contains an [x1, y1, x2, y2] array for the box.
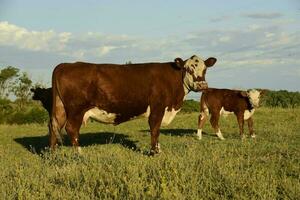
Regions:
[[247, 89, 261, 107]]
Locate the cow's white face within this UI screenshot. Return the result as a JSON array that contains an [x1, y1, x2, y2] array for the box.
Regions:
[[247, 89, 261, 107], [182, 55, 216, 93]]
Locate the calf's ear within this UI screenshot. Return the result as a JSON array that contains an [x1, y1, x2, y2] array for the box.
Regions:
[[259, 89, 268, 96], [204, 57, 217, 67], [240, 91, 248, 97], [174, 58, 184, 69]]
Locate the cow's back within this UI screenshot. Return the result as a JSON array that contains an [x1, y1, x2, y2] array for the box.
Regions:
[[201, 88, 249, 113]]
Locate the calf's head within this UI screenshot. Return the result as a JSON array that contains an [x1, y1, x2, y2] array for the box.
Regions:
[[175, 55, 217, 92], [241, 89, 267, 108], [30, 87, 49, 101]]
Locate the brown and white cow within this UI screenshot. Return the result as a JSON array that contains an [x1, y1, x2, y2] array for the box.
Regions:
[[197, 88, 266, 140], [49, 55, 217, 154]]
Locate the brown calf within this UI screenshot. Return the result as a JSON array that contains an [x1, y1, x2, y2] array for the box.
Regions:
[[197, 88, 266, 140]]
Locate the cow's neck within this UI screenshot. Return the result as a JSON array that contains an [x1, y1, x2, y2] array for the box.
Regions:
[[182, 75, 192, 96]]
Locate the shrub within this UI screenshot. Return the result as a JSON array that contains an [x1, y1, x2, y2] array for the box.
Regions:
[[7, 107, 48, 124], [181, 99, 199, 113], [262, 90, 300, 108]]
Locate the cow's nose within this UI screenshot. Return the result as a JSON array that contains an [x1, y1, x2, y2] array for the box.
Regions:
[[197, 81, 208, 91], [200, 81, 208, 88]]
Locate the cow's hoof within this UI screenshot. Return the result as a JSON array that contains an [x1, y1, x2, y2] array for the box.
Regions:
[[149, 150, 159, 156], [195, 134, 202, 140], [76, 146, 83, 154], [149, 147, 161, 156], [196, 129, 202, 140]]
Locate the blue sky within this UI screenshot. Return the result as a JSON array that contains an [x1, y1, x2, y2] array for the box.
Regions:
[[0, 0, 300, 99]]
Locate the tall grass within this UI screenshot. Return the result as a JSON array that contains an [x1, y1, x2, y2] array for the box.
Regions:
[[0, 108, 299, 199]]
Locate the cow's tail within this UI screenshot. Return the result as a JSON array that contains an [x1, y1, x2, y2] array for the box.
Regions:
[[49, 64, 66, 146]]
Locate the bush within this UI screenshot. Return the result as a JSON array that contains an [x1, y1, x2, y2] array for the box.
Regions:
[[181, 99, 199, 113], [7, 107, 48, 124], [262, 90, 300, 108]]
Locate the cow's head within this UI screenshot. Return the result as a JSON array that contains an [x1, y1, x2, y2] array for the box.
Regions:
[[241, 89, 267, 108], [175, 55, 217, 93]]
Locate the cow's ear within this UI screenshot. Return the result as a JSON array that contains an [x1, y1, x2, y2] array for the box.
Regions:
[[174, 58, 184, 69], [240, 91, 248, 97], [204, 57, 217, 67], [30, 88, 35, 92]]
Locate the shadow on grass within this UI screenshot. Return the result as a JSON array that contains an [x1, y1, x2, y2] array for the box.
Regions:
[[14, 132, 138, 154], [141, 128, 195, 136], [141, 128, 221, 139]]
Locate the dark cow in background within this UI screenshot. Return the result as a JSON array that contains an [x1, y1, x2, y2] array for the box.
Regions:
[[50, 55, 217, 154], [31, 87, 52, 115], [31, 87, 98, 126], [197, 88, 266, 140]]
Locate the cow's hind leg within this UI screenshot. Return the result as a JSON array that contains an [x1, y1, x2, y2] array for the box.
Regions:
[[49, 93, 67, 149], [65, 111, 83, 152], [210, 112, 225, 140], [148, 109, 164, 155]]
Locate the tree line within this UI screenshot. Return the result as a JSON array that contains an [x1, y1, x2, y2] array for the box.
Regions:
[[0, 66, 299, 124]]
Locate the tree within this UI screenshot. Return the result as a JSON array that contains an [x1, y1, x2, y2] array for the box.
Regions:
[[0, 66, 19, 99], [12, 72, 32, 110]]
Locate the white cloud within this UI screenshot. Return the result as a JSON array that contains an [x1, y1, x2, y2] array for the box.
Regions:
[[98, 46, 118, 56], [0, 21, 71, 52]]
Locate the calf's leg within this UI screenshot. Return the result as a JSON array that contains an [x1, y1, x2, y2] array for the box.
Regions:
[[197, 112, 208, 140], [236, 113, 245, 139], [247, 117, 255, 138], [210, 112, 225, 140]]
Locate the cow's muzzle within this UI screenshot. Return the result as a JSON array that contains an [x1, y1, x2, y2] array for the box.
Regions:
[[195, 81, 208, 91]]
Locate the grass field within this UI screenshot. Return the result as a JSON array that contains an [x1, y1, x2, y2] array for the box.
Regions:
[[0, 107, 299, 199]]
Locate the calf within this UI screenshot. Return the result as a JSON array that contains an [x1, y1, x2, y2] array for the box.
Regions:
[[197, 88, 265, 140], [31, 87, 52, 115]]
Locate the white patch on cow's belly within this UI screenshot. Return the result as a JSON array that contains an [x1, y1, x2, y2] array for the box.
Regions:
[[220, 107, 233, 117], [161, 108, 180, 126], [244, 109, 255, 120], [140, 106, 151, 118], [84, 107, 117, 124]]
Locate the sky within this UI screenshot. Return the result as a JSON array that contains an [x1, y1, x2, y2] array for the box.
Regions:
[[0, 0, 300, 99]]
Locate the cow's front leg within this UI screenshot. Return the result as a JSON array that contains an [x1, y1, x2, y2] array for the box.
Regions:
[[148, 110, 164, 155], [247, 117, 255, 138]]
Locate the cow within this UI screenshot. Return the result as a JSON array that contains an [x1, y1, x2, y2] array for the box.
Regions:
[[49, 55, 217, 154], [196, 88, 266, 140], [31, 87, 98, 126]]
